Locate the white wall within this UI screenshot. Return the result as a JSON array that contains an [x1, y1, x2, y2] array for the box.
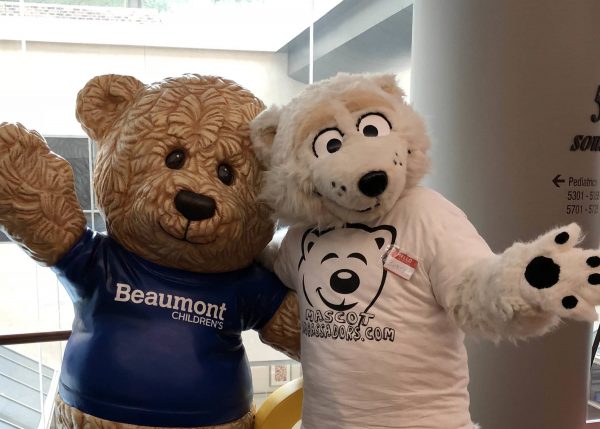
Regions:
[[0, 40, 305, 136]]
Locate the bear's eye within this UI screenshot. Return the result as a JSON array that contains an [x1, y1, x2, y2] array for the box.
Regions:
[[165, 149, 186, 169], [357, 113, 391, 137], [312, 127, 344, 158], [217, 163, 235, 186]]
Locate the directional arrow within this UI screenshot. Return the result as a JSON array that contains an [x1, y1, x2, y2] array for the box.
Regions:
[[553, 174, 565, 188]]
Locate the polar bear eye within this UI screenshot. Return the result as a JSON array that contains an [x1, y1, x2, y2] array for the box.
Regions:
[[357, 113, 391, 137], [312, 128, 344, 158], [165, 149, 186, 169]]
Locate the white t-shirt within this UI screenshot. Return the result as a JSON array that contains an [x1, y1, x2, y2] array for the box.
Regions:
[[275, 186, 493, 429]]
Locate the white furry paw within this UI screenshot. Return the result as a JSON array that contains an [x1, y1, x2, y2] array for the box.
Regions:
[[520, 223, 600, 321]]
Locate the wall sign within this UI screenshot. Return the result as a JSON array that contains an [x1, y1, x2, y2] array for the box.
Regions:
[[557, 84, 600, 216], [570, 84, 600, 151]]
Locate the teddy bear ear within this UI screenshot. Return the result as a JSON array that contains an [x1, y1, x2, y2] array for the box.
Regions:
[[250, 105, 282, 167], [372, 74, 406, 101], [75, 74, 144, 141]]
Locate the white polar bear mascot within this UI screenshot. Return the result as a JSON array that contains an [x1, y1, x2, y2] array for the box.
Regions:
[[250, 73, 600, 429]]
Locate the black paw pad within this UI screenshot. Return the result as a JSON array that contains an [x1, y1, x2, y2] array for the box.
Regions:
[[555, 232, 570, 245], [589, 274, 600, 285], [562, 295, 578, 309], [524, 256, 560, 289], [587, 256, 600, 268]]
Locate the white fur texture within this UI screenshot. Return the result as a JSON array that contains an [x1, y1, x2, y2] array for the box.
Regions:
[[251, 73, 430, 228], [252, 72, 600, 428], [447, 223, 600, 341]]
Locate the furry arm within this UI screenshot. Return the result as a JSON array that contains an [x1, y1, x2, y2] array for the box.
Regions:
[[259, 291, 301, 361], [445, 223, 600, 341], [0, 123, 86, 266]]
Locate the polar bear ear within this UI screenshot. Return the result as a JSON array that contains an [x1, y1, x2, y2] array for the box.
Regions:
[[250, 105, 282, 167], [76, 74, 144, 142], [371, 226, 396, 250], [371, 74, 406, 101]]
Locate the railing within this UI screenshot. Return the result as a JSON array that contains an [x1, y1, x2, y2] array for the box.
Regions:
[[0, 334, 64, 429], [0, 330, 300, 429], [0, 331, 71, 346]]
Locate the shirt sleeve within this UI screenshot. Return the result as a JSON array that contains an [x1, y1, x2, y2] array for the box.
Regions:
[[273, 226, 306, 291], [426, 195, 494, 310], [51, 228, 106, 302], [240, 264, 290, 331]]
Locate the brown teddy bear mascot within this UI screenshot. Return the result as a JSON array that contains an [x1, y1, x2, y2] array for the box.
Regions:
[[0, 74, 300, 429]]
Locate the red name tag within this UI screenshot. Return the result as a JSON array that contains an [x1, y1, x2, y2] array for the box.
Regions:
[[383, 247, 418, 280]]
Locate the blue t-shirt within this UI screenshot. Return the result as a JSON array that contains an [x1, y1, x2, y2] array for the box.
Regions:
[[51, 229, 288, 427]]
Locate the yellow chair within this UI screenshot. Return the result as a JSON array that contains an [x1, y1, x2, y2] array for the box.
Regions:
[[255, 377, 303, 429]]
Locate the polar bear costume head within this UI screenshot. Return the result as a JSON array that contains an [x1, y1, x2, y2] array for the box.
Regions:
[[250, 73, 430, 227]]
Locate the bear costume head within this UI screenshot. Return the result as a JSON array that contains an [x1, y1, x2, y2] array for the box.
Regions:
[[77, 74, 274, 272], [250, 73, 430, 227]]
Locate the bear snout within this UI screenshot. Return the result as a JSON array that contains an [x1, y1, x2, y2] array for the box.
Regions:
[[330, 269, 360, 294], [358, 171, 388, 197], [174, 190, 216, 221]]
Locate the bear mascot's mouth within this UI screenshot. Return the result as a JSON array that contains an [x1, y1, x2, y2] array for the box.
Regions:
[[159, 220, 218, 245]]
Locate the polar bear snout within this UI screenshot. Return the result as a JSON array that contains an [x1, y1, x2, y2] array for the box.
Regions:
[[358, 171, 388, 197], [330, 269, 360, 294]]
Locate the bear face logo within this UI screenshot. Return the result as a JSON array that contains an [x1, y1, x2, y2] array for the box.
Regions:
[[298, 223, 396, 317]]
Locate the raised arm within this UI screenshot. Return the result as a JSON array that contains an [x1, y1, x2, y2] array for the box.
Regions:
[[0, 122, 86, 266]]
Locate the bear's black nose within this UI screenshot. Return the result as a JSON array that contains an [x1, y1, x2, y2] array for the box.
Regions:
[[330, 269, 360, 294], [174, 190, 216, 221], [358, 171, 388, 197]]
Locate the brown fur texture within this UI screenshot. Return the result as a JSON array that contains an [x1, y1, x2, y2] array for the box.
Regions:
[[54, 396, 255, 429], [0, 122, 86, 265], [259, 291, 301, 361]]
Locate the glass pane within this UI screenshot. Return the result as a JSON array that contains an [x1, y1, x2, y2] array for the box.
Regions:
[[85, 212, 107, 233], [0, 341, 65, 429], [45, 137, 91, 210], [94, 213, 107, 233], [0, 246, 72, 337]]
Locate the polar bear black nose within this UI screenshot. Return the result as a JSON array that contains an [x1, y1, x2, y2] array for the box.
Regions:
[[330, 269, 360, 294], [175, 190, 216, 221], [358, 171, 388, 197]]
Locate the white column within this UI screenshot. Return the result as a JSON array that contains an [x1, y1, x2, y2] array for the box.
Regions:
[[411, 2, 600, 429]]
